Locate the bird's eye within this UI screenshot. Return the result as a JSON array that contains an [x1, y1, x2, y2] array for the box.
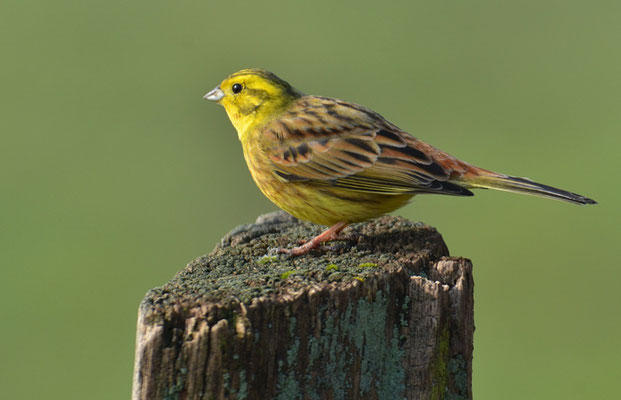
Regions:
[[232, 83, 243, 94]]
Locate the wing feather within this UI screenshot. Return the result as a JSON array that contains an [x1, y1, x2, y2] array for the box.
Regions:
[[263, 96, 474, 197]]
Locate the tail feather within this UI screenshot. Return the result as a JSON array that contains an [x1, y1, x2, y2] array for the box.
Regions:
[[466, 174, 597, 205]]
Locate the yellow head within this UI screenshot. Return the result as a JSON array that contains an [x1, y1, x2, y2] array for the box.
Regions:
[[204, 69, 302, 139]]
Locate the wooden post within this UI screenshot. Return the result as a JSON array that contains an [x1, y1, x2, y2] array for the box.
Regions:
[[132, 212, 474, 400]]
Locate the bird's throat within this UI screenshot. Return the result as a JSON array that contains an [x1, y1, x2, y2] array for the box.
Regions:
[[225, 109, 257, 141]]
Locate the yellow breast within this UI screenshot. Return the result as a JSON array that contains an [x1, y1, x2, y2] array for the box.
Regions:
[[241, 138, 413, 226]]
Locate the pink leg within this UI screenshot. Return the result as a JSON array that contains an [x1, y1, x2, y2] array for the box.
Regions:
[[278, 221, 348, 256]]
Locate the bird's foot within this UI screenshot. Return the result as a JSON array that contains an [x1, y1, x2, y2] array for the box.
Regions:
[[278, 221, 348, 256], [294, 232, 359, 245]]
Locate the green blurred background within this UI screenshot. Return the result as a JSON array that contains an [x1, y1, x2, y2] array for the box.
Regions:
[[1, 0, 619, 398]]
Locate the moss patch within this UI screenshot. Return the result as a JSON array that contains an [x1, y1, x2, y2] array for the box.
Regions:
[[141, 212, 449, 310], [280, 270, 295, 280], [325, 263, 339, 271]]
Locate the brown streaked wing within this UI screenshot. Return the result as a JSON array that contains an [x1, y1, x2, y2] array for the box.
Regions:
[[264, 96, 474, 196], [267, 127, 381, 181], [265, 97, 382, 182]]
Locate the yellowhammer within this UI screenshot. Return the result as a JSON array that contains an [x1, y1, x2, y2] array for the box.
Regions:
[[204, 69, 596, 255]]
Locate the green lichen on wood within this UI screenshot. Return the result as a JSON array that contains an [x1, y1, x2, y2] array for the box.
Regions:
[[400, 295, 410, 328], [276, 317, 304, 400], [237, 370, 248, 400], [276, 338, 301, 399], [430, 325, 450, 400], [349, 292, 405, 398], [164, 367, 187, 400], [446, 355, 469, 400], [428, 327, 470, 400], [276, 290, 406, 399]]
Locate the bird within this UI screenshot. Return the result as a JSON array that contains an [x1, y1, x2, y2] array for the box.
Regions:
[[204, 69, 596, 255]]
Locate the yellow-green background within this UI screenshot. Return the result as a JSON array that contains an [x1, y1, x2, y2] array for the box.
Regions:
[[1, 1, 619, 398]]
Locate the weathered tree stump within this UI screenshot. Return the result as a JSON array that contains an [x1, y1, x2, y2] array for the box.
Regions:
[[132, 211, 474, 400]]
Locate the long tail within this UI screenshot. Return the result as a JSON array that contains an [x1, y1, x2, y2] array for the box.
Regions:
[[464, 173, 597, 205]]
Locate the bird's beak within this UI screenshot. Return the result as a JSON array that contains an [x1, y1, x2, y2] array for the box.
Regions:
[[203, 86, 224, 101]]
